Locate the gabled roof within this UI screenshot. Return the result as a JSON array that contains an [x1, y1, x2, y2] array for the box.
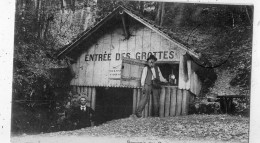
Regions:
[[57, 5, 201, 59]]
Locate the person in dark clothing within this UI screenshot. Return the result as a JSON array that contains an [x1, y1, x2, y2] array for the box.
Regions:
[[70, 95, 94, 129], [135, 55, 167, 118]]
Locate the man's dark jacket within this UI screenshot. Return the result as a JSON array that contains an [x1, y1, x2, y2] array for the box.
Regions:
[[70, 106, 94, 129]]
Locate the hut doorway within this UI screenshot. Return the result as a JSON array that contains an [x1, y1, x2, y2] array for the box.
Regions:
[[95, 87, 133, 125], [157, 63, 179, 86]]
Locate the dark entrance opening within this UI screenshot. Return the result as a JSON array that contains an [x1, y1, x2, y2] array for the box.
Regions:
[[95, 87, 133, 125], [157, 63, 179, 86]]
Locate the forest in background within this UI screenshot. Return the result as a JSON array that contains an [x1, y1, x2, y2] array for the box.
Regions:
[[12, 0, 252, 134]]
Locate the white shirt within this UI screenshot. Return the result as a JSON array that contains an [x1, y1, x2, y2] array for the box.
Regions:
[[80, 105, 86, 111], [141, 66, 167, 86]]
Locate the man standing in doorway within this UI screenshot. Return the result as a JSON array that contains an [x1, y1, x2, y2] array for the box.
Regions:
[[70, 95, 95, 129], [135, 55, 167, 118]]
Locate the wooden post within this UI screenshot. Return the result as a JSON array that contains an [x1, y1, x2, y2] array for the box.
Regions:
[[120, 11, 129, 39], [148, 93, 152, 116], [164, 87, 171, 117], [88, 87, 92, 107], [133, 89, 137, 114], [77, 86, 80, 94], [170, 87, 177, 116], [176, 89, 183, 116], [84, 86, 88, 93], [72, 86, 77, 94], [80, 86, 84, 93], [137, 89, 141, 108], [159, 87, 166, 117], [144, 101, 149, 117], [181, 90, 190, 115], [91, 87, 96, 110]]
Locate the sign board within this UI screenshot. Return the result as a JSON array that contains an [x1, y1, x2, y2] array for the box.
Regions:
[[109, 63, 122, 79]]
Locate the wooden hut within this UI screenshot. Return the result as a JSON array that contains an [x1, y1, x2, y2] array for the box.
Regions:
[[58, 6, 204, 122]]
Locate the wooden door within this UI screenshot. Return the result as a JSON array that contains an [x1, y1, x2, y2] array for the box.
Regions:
[[121, 57, 146, 88]]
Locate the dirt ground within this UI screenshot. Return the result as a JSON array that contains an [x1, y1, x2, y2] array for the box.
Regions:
[[10, 115, 249, 143], [11, 135, 242, 143]]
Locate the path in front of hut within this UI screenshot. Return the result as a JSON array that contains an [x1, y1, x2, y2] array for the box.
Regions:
[[11, 135, 237, 143], [10, 115, 249, 143]]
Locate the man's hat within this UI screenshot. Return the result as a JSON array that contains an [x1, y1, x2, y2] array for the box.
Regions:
[[147, 54, 157, 61]]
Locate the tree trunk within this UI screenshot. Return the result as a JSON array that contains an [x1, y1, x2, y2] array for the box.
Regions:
[[60, 0, 64, 13], [71, 0, 75, 11], [37, 0, 42, 39], [44, 14, 50, 39], [140, 1, 144, 14], [155, 2, 165, 26], [35, 0, 40, 32]]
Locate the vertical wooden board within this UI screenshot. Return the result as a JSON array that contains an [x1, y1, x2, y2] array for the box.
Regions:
[[92, 41, 104, 86], [127, 26, 136, 59], [103, 31, 111, 45], [84, 86, 88, 94], [178, 54, 185, 89], [99, 33, 111, 86], [85, 45, 95, 86], [194, 73, 198, 95], [134, 27, 144, 60], [129, 64, 141, 87], [88, 87, 92, 107], [169, 42, 182, 61], [80, 86, 83, 93], [72, 86, 77, 94], [160, 37, 171, 62], [74, 57, 81, 86], [150, 32, 161, 59], [176, 89, 183, 116], [190, 72, 194, 94], [78, 52, 86, 85], [76, 86, 80, 94], [148, 93, 152, 117], [170, 87, 177, 116], [121, 63, 130, 87], [108, 61, 122, 87], [185, 60, 192, 90], [111, 28, 123, 44], [181, 90, 190, 115], [91, 87, 96, 110], [198, 77, 202, 96], [159, 87, 166, 117], [101, 33, 112, 86], [119, 38, 128, 55], [194, 73, 201, 96], [82, 86, 85, 93], [109, 28, 122, 87], [164, 87, 171, 117], [122, 63, 130, 78], [144, 101, 149, 117], [142, 27, 151, 55], [70, 63, 76, 85], [137, 89, 141, 108], [133, 89, 137, 114], [117, 26, 128, 60]]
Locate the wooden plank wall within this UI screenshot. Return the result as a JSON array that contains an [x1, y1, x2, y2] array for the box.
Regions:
[[160, 87, 190, 117], [132, 88, 152, 118], [73, 86, 191, 117], [178, 54, 201, 96], [132, 86, 191, 117], [190, 61, 202, 95], [71, 24, 185, 87]]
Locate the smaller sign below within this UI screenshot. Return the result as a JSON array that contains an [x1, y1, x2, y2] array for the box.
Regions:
[[109, 63, 122, 79]]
